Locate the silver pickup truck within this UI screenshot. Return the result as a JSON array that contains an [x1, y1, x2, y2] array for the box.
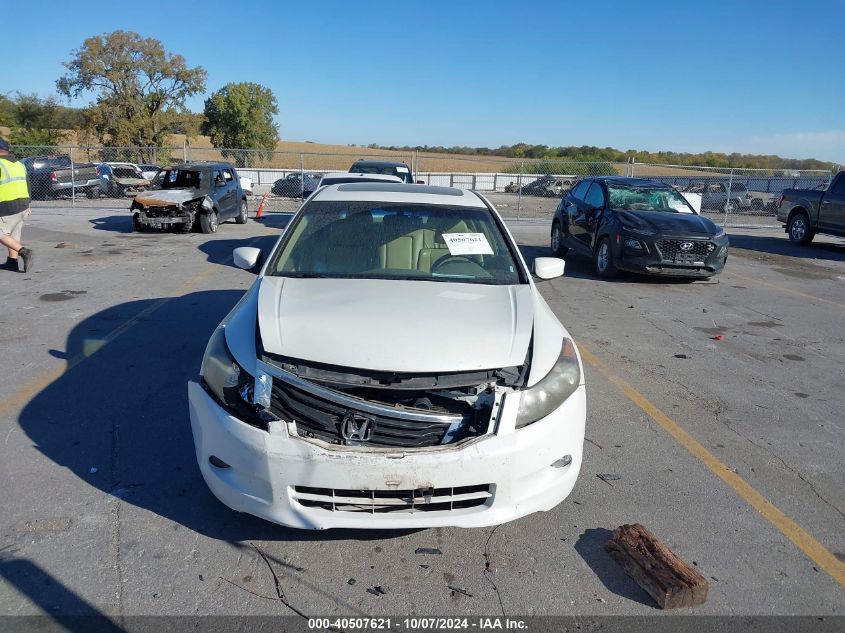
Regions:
[[776, 171, 845, 244]]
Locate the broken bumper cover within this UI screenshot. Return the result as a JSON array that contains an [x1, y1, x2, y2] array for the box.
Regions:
[[135, 209, 191, 226], [187, 380, 585, 529]]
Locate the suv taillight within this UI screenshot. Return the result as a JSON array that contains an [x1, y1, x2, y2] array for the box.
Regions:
[[776, 194, 784, 208], [50, 171, 58, 182], [95, 166, 101, 176]]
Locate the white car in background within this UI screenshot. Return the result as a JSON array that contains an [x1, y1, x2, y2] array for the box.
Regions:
[[188, 183, 585, 529]]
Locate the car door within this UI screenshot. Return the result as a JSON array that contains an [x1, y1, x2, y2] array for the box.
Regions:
[[576, 182, 606, 250], [221, 168, 238, 218], [211, 169, 233, 217], [818, 173, 845, 232], [560, 180, 591, 252]]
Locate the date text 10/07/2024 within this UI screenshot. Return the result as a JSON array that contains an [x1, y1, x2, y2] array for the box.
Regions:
[[307, 617, 529, 630]]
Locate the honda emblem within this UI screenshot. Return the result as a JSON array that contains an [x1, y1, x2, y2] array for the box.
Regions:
[[341, 413, 374, 444]]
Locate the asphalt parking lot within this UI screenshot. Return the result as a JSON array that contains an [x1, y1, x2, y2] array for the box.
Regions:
[[0, 206, 843, 621]]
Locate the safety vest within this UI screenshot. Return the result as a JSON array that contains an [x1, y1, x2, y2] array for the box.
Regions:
[[0, 158, 30, 203]]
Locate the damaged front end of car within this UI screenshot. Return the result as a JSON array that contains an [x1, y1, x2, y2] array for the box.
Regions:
[[201, 332, 531, 450], [131, 194, 213, 232]]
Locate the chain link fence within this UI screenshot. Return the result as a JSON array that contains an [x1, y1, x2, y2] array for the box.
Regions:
[[10, 144, 836, 228]]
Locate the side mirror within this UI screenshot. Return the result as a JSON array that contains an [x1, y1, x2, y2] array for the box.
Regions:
[[534, 257, 565, 280], [233, 247, 263, 271]]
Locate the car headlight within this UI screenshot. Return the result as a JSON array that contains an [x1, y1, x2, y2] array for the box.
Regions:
[[713, 227, 726, 238], [516, 339, 581, 428], [201, 327, 261, 420]]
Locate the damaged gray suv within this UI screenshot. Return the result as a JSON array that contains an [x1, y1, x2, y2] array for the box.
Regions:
[[130, 162, 248, 233]]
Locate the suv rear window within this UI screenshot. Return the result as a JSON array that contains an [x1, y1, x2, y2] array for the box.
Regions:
[[351, 163, 413, 183]]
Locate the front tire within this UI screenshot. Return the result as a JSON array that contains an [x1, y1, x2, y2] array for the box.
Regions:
[[235, 199, 248, 224], [199, 210, 219, 234], [787, 211, 814, 245], [550, 222, 568, 257], [132, 213, 146, 233], [595, 237, 619, 278]]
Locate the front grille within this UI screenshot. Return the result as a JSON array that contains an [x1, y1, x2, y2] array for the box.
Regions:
[[292, 484, 493, 513], [268, 377, 468, 448], [656, 239, 715, 262], [143, 206, 180, 218]]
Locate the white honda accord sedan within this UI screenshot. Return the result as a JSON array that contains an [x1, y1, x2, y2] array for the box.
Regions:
[[188, 183, 586, 529]]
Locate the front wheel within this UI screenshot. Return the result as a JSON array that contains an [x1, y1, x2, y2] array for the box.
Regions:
[[550, 222, 568, 257], [235, 199, 248, 224], [787, 212, 814, 245], [723, 200, 739, 213], [594, 237, 619, 278], [199, 210, 219, 234], [132, 213, 146, 233]]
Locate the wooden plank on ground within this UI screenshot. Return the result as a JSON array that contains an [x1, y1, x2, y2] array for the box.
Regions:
[[604, 523, 709, 609]]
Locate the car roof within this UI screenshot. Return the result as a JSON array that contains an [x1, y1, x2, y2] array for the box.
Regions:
[[591, 176, 674, 188], [313, 183, 484, 207], [165, 161, 233, 170], [320, 172, 403, 182], [350, 160, 410, 167]]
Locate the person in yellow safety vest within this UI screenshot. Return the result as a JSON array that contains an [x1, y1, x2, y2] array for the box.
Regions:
[[0, 139, 34, 273]]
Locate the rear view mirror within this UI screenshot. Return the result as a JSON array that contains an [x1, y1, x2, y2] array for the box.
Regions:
[[534, 257, 565, 279], [233, 247, 263, 271]]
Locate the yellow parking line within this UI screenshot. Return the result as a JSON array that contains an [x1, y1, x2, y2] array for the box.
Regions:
[[578, 344, 845, 588], [730, 272, 845, 309]]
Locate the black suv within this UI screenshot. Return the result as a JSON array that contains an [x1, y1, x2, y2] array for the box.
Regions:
[[349, 160, 415, 184], [551, 177, 729, 279], [130, 162, 248, 233]]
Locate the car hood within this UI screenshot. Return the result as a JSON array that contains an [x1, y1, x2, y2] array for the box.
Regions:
[[615, 209, 719, 235], [256, 277, 534, 373], [134, 189, 203, 205]]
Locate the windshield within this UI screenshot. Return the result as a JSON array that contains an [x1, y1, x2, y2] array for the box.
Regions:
[[270, 201, 524, 285], [607, 183, 695, 214], [160, 169, 203, 190]]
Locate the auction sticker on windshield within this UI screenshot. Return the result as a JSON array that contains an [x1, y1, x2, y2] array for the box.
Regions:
[[442, 233, 494, 255]]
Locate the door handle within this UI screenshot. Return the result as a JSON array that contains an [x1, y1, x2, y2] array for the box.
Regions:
[[821, 199, 831, 205]]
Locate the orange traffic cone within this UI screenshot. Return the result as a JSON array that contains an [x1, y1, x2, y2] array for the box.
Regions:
[[255, 191, 271, 219]]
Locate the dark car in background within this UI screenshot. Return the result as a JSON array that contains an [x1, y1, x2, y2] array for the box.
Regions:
[[21, 154, 100, 200], [551, 177, 729, 279], [130, 161, 248, 233], [519, 174, 573, 197], [349, 160, 415, 183], [777, 171, 845, 244], [272, 172, 323, 198]]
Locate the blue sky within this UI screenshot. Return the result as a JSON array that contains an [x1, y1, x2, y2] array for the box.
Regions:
[[3, 0, 844, 161]]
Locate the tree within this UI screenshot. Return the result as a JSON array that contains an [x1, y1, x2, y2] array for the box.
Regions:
[[57, 31, 206, 159], [202, 82, 279, 167]]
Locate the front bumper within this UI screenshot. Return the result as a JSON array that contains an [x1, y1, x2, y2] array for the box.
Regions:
[[187, 380, 586, 529], [135, 209, 191, 226], [617, 234, 729, 278]]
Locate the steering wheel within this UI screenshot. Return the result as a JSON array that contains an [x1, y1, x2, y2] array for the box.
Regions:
[[431, 255, 476, 274]]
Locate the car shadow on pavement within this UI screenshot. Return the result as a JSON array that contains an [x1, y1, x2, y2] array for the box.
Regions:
[[18, 290, 415, 545], [726, 232, 845, 262], [89, 215, 134, 233], [196, 235, 281, 267], [254, 212, 294, 231], [0, 556, 125, 627], [574, 529, 655, 608]]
